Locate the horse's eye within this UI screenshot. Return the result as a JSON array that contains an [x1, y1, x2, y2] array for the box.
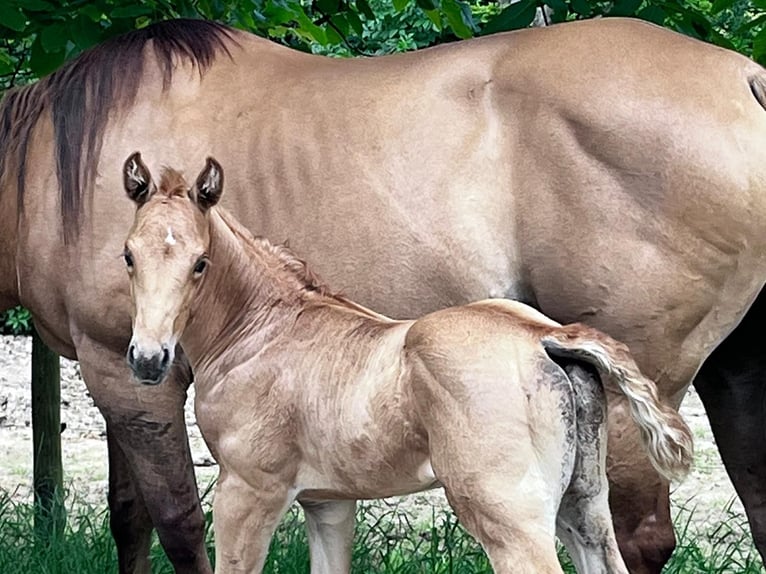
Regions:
[[123, 249, 134, 269], [193, 257, 207, 275]]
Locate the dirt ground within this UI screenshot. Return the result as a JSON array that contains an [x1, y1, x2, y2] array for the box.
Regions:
[[0, 334, 749, 536]]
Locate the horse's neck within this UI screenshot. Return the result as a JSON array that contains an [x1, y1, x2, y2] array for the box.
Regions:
[[181, 211, 309, 373]]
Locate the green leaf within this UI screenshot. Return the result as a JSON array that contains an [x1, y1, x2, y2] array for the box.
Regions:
[[263, 1, 299, 25], [0, 51, 13, 75], [325, 24, 343, 44], [570, 0, 592, 16], [234, 5, 257, 29], [707, 29, 735, 51], [329, 13, 350, 36], [0, 5, 26, 32], [480, 0, 536, 35], [41, 22, 70, 53], [545, 0, 568, 12], [79, 5, 104, 22], [423, 8, 442, 29], [110, 4, 153, 19], [637, 5, 666, 25], [393, 0, 409, 11], [416, 0, 437, 10], [441, 0, 475, 39], [735, 13, 766, 35], [753, 0, 766, 11], [316, 0, 341, 15], [17, 0, 54, 11], [29, 34, 65, 77], [345, 9, 363, 35], [711, 0, 736, 13], [610, 0, 642, 17], [356, 0, 375, 20], [754, 26, 766, 64], [295, 10, 328, 45]]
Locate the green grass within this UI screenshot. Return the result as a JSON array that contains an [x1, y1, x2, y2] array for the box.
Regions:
[[0, 491, 761, 573]]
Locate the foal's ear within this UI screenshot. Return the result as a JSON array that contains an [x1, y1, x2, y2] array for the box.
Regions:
[[123, 152, 156, 205], [191, 157, 224, 211]]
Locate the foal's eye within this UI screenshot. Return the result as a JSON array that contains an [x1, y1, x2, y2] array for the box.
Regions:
[[123, 249, 134, 269], [193, 257, 208, 276]]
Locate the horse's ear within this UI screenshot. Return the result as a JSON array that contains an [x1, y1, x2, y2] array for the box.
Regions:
[[191, 157, 224, 211], [123, 152, 155, 205]]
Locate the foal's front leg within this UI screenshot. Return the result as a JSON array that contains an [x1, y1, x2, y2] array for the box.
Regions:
[[300, 499, 356, 574], [213, 471, 294, 574]]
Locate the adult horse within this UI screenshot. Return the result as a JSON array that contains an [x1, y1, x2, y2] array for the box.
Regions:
[[1, 16, 765, 574]]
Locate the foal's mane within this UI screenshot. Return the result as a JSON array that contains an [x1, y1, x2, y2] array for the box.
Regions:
[[212, 207, 332, 298], [214, 206, 392, 322], [0, 19, 235, 243]]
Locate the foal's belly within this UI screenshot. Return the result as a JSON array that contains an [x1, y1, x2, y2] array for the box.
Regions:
[[294, 456, 440, 501]]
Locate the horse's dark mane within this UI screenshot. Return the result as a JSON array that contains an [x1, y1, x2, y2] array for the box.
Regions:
[[0, 19, 235, 243]]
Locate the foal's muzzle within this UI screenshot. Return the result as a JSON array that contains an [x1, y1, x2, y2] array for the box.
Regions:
[[127, 342, 172, 385]]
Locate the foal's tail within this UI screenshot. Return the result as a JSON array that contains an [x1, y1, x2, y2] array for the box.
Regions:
[[541, 324, 693, 483]]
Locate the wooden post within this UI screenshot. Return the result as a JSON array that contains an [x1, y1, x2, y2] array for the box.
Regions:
[[31, 327, 64, 538]]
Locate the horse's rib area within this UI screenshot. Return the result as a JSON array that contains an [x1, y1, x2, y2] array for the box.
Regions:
[[0, 18, 235, 243]]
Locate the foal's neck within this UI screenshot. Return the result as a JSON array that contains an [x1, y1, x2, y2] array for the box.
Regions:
[[181, 209, 319, 374]]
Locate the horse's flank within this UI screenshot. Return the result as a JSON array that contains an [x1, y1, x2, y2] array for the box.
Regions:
[[0, 19, 234, 242]]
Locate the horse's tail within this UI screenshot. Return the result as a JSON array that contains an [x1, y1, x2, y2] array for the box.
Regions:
[[541, 324, 693, 483], [749, 73, 766, 112]]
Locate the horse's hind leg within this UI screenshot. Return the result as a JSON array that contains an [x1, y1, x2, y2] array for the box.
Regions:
[[300, 499, 356, 574], [77, 340, 211, 574], [107, 428, 153, 574], [556, 364, 628, 574], [694, 290, 766, 565]]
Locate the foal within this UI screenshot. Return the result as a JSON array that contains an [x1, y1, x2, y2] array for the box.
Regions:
[[121, 154, 693, 574]]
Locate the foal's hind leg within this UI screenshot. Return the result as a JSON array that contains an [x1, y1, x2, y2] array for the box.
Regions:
[[556, 365, 628, 574], [435, 450, 564, 573], [300, 499, 356, 574], [411, 366, 566, 573]]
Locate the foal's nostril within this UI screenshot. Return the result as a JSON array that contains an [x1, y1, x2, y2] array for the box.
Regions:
[[161, 347, 170, 367], [128, 344, 136, 364]]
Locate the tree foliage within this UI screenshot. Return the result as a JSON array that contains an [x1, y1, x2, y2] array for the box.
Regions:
[[1, 0, 765, 94]]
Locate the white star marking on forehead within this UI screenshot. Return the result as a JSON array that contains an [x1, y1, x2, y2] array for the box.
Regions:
[[165, 226, 176, 246]]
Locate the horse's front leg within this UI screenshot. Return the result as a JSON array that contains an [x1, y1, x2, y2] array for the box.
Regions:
[[299, 499, 356, 574], [694, 290, 766, 565], [213, 470, 294, 573], [77, 339, 211, 573], [106, 426, 153, 574]]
